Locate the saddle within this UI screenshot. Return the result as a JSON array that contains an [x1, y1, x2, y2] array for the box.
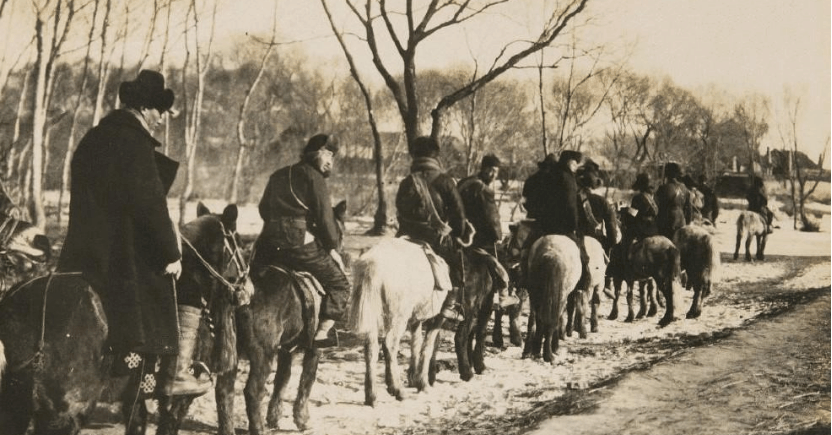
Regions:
[[401, 236, 452, 291], [266, 265, 327, 348], [470, 247, 509, 292]]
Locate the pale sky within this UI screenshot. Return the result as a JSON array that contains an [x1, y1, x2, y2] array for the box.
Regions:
[[3, 0, 829, 166], [212, 0, 831, 166]]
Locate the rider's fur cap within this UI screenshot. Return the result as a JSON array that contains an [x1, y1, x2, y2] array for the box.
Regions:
[[577, 159, 602, 188], [559, 150, 583, 165], [303, 134, 340, 155], [480, 154, 501, 170], [632, 173, 652, 191], [410, 136, 440, 158], [119, 70, 175, 113], [537, 153, 558, 170], [664, 162, 682, 180]]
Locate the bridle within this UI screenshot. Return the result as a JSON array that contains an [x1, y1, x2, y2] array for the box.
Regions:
[[180, 217, 251, 304]]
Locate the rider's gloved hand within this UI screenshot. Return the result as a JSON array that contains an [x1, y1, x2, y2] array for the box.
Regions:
[[165, 259, 182, 280]]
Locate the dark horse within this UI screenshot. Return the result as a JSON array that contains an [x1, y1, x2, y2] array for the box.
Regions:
[[217, 200, 347, 435], [0, 203, 252, 435], [0, 212, 51, 296], [607, 208, 684, 327]]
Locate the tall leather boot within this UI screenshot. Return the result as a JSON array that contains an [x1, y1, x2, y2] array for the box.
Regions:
[[440, 288, 464, 321], [165, 305, 212, 396]]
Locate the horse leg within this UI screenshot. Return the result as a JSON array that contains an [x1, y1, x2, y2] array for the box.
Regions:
[[383, 317, 408, 400], [565, 292, 576, 337], [756, 235, 766, 261], [215, 366, 238, 435], [624, 280, 635, 323], [734, 231, 742, 261], [658, 277, 676, 327], [508, 294, 524, 347], [543, 322, 557, 363], [407, 321, 423, 387], [455, 316, 475, 382], [590, 284, 600, 333], [418, 317, 443, 391], [635, 280, 647, 319], [687, 281, 702, 319], [364, 330, 380, 407], [266, 348, 292, 429], [120, 384, 148, 435], [744, 235, 753, 262], [472, 302, 492, 374], [427, 317, 444, 386], [574, 289, 588, 339], [292, 348, 321, 431], [522, 310, 538, 359], [646, 278, 659, 317], [492, 307, 505, 348], [608, 277, 621, 320], [243, 345, 271, 435]]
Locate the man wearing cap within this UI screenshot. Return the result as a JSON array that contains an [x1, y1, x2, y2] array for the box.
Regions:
[[396, 136, 470, 320], [253, 134, 349, 347], [655, 162, 693, 240], [458, 154, 519, 308], [59, 70, 211, 396], [576, 159, 619, 252], [534, 150, 592, 294]]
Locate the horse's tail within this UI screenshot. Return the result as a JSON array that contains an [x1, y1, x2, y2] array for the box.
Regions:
[[705, 231, 721, 282], [348, 255, 385, 336], [533, 253, 565, 328], [736, 212, 748, 237]]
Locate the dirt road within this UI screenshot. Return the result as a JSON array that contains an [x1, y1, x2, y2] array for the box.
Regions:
[[529, 289, 830, 435]]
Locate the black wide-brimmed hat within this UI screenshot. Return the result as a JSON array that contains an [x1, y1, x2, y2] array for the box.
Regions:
[[559, 150, 583, 164], [119, 70, 175, 113]]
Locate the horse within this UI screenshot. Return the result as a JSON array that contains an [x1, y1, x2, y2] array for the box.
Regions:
[[350, 234, 496, 406], [522, 235, 582, 363], [607, 208, 684, 327], [734, 210, 768, 261], [221, 200, 347, 435], [0, 203, 252, 435], [491, 238, 525, 348], [0, 212, 51, 296], [674, 223, 720, 319], [564, 235, 608, 337]]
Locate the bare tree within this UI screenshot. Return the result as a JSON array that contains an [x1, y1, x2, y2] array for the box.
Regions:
[[91, 0, 113, 126], [734, 94, 770, 175], [227, 1, 279, 204], [777, 95, 828, 231], [344, 0, 589, 148], [322, 0, 392, 234], [29, 0, 76, 228], [178, 0, 218, 226]]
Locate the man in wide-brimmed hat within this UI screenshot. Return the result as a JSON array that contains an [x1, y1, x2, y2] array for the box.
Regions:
[[655, 162, 693, 239], [59, 70, 212, 396], [253, 133, 350, 346]]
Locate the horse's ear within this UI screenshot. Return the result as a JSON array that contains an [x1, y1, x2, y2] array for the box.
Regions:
[[333, 200, 347, 222], [221, 204, 239, 228], [196, 202, 211, 217]]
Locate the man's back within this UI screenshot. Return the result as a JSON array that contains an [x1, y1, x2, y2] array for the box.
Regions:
[[458, 175, 501, 249]]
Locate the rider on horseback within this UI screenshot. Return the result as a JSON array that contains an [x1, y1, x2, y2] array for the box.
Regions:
[[396, 136, 471, 321], [746, 176, 774, 234], [655, 162, 693, 240], [576, 159, 619, 252], [457, 154, 520, 309], [608, 172, 660, 276], [521, 150, 592, 296], [59, 70, 211, 396], [252, 134, 350, 348]]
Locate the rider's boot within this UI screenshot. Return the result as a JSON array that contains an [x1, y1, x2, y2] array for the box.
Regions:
[[440, 288, 464, 321], [313, 318, 339, 348], [165, 305, 212, 397]]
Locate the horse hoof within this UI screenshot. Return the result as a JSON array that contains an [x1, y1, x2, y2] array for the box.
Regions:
[[608, 313, 618, 321], [686, 311, 701, 319], [733, 253, 739, 261], [624, 315, 634, 323], [658, 317, 672, 327], [590, 326, 598, 333], [460, 372, 474, 382], [365, 395, 376, 407]]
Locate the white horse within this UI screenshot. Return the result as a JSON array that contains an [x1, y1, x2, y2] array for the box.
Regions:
[[349, 238, 447, 407]]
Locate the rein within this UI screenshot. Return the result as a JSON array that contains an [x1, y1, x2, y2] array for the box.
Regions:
[[180, 221, 249, 300]]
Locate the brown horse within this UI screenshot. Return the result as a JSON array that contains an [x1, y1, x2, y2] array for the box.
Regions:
[[674, 223, 720, 319], [0, 203, 252, 435], [734, 210, 768, 261]]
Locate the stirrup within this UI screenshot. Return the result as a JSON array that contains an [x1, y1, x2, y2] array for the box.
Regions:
[[441, 305, 464, 322], [313, 329, 340, 348]]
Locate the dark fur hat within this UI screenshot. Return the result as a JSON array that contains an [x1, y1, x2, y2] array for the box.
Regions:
[[577, 159, 602, 188], [664, 162, 682, 180], [119, 70, 174, 113], [537, 153, 558, 169], [632, 173, 652, 191], [480, 154, 501, 170], [559, 150, 583, 164], [303, 134, 340, 155], [411, 136, 440, 158]]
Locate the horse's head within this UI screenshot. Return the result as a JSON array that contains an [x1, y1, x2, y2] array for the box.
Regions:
[[180, 202, 254, 307], [505, 220, 536, 261], [332, 199, 350, 267], [0, 213, 51, 292]]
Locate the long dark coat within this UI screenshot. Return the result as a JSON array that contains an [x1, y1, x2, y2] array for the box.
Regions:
[[536, 162, 580, 239], [58, 109, 181, 355], [655, 179, 692, 240]]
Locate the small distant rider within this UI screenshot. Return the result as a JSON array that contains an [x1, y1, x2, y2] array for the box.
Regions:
[[697, 174, 720, 226], [396, 136, 471, 321], [655, 162, 693, 240], [457, 154, 520, 308], [746, 176, 774, 234]]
